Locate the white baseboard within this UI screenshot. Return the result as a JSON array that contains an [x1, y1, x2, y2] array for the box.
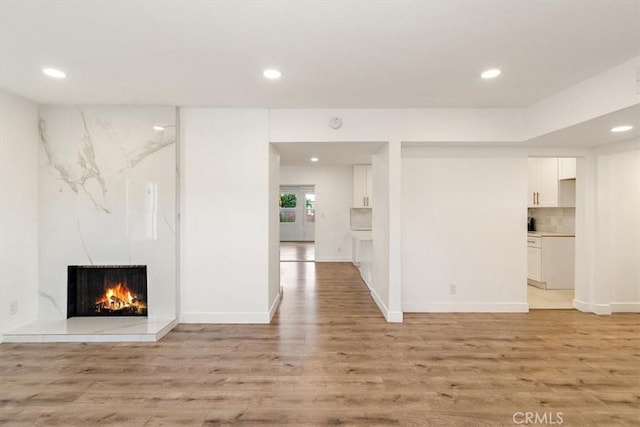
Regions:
[[573, 299, 612, 315], [369, 287, 403, 323], [387, 310, 404, 322], [180, 311, 271, 324], [157, 319, 180, 340], [360, 272, 372, 290], [610, 302, 640, 313], [269, 289, 283, 321], [402, 302, 529, 313], [369, 286, 387, 318], [572, 299, 590, 312]]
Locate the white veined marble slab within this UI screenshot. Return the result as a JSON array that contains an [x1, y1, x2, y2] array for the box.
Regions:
[[2, 317, 177, 343], [37, 106, 178, 322]]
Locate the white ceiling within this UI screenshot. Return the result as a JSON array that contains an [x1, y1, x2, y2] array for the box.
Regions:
[[1, 1, 639, 108]]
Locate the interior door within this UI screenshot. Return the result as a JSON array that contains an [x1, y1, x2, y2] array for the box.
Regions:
[[279, 186, 315, 242]]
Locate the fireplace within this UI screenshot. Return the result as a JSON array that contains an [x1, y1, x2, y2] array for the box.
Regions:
[[67, 265, 148, 318]]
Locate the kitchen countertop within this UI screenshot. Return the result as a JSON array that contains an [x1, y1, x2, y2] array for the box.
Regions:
[[528, 231, 575, 237]]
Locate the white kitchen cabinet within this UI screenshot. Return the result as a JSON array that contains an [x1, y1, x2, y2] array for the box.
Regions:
[[558, 158, 576, 180], [351, 231, 372, 264], [351, 231, 373, 289], [527, 234, 574, 289], [528, 158, 558, 207], [528, 158, 575, 208], [359, 239, 373, 289], [353, 164, 373, 207], [527, 246, 543, 282]]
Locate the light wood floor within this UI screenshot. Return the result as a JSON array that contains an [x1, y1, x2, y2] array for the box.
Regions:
[[280, 241, 315, 261], [1, 262, 638, 426]]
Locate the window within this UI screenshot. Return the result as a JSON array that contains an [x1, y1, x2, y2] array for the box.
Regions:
[[279, 193, 297, 223], [305, 193, 315, 223]]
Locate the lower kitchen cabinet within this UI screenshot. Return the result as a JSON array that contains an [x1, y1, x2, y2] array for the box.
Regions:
[[351, 232, 373, 288], [527, 234, 575, 289], [527, 246, 543, 282]]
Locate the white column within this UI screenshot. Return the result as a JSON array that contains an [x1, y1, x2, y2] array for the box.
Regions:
[[387, 140, 403, 322]]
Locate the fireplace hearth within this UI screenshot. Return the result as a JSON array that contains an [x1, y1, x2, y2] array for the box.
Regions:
[[67, 265, 148, 318]]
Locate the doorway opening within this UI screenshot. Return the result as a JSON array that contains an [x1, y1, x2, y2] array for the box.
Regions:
[[527, 156, 576, 309], [279, 185, 315, 262]]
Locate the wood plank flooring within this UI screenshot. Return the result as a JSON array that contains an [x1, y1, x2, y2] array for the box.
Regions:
[[280, 241, 315, 262], [1, 262, 639, 426]]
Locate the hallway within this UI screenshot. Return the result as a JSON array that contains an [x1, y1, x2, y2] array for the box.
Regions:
[[0, 262, 638, 425]]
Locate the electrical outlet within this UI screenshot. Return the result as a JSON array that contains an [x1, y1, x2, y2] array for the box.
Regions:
[[449, 284, 456, 295], [9, 301, 18, 315]]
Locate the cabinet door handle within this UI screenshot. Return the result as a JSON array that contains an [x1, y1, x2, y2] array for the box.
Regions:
[[527, 240, 536, 244], [537, 192, 540, 205], [363, 196, 366, 206], [532, 192, 536, 205]]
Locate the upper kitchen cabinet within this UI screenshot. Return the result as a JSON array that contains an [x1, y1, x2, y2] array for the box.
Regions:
[[528, 158, 557, 207], [558, 157, 577, 180], [528, 158, 576, 208], [353, 164, 373, 207]]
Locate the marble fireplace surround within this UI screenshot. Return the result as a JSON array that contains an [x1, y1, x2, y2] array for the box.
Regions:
[[3, 106, 178, 343]]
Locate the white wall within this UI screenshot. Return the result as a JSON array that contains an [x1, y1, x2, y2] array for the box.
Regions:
[[387, 141, 403, 319], [269, 108, 523, 143], [574, 143, 640, 314], [180, 108, 272, 323], [279, 166, 353, 262], [371, 145, 391, 317], [268, 145, 281, 318], [573, 155, 594, 310], [401, 149, 528, 312], [0, 90, 39, 336], [604, 148, 640, 311], [591, 146, 640, 313], [37, 105, 177, 320]]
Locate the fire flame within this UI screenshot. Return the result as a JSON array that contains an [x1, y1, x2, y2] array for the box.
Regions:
[[95, 283, 146, 314]]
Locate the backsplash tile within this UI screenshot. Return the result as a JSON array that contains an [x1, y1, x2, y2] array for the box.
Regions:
[[528, 207, 575, 234]]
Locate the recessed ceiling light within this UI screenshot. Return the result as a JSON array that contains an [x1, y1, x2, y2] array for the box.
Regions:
[[481, 68, 501, 79], [42, 67, 67, 79], [610, 125, 633, 133], [263, 69, 282, 80], [310, 157, 319, 162], [153, 125, 165, 131]]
